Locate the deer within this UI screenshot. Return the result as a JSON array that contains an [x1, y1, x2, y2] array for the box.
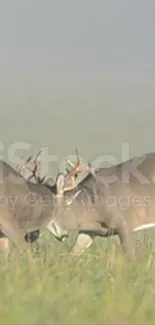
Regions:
[[17, 149, 95, 246], [0, 151, 45, 256], [0, 149, 88, 260], [47, 150, 155, 260]]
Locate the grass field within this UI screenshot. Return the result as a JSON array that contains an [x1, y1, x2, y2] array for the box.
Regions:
[[0, 230, 155, 325]]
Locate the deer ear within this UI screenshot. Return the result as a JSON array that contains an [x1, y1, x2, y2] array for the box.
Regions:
[[56, 173, 65, 197]]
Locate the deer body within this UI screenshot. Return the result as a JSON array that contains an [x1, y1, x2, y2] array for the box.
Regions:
[[50, 152, 155, 259], [0, 160, 67, 252]]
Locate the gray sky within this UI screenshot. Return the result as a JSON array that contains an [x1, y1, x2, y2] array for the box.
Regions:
[[0, 0, 154, 170]]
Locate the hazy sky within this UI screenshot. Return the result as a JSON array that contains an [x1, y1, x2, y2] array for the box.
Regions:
[[0, 1, 154, 170]]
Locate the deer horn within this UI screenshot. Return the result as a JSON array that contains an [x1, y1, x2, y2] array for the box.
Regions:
[[63, 148, 92, 192], [17, 150, 42, 182], [34, 150, 42, 161], [65, 149, 92, 178], [66, 159, 75, 168]]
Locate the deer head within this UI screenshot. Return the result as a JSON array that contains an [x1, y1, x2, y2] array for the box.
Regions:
[[17, 148, 94, 193], [17, 150, 43, 183]]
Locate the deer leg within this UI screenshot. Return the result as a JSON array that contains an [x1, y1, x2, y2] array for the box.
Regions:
[[89, 227, 117, 238], [118, 224, 135, 261], [0, 238, 9, 258], [1, 223, 35, 272], [69, 226, 117, 257], [69, 233, 94, 257], [68, 221, 107, 257], [0, 229, 9, 258]]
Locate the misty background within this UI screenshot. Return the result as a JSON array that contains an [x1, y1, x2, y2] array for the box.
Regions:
[[0, 0, 154, 176]]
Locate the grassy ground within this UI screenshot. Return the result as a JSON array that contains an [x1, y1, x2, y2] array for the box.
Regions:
[[0, 230, 155, 325]]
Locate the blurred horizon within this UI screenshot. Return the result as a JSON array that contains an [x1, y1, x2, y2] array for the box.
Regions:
[[0, 0, 154, 175]]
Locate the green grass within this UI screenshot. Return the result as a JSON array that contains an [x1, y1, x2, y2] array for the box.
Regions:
[[1, 230, 155, 325]]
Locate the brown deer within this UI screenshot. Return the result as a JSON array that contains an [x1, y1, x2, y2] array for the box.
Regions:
[[0, 149, 87, 258], [18, 148, 93, 244], [48, 151, 155, 260], [0, 151, 44, 255]]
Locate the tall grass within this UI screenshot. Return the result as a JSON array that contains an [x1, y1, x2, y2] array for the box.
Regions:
[[0, 230, 155, 325]]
